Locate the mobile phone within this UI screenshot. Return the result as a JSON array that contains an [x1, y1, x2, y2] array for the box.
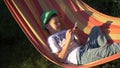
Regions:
[[73, 22, 78, 30]]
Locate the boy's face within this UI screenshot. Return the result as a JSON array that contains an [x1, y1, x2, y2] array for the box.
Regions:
[[46, 16, 61, 32]]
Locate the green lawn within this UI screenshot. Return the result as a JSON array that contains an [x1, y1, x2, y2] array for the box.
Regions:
[[0, 0, 120, 68]]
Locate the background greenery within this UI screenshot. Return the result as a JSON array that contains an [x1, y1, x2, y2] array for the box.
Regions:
[[0, 0, 120, 68]]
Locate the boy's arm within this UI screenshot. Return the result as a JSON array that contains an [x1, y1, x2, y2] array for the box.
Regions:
[[53, 29, 73, 62], [73, 29, 81, 45], [72, 22, 81, 45], [54, 40, 70, 62]]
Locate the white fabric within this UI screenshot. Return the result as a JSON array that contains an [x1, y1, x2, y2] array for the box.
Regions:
[[48, 30, 80, 64]]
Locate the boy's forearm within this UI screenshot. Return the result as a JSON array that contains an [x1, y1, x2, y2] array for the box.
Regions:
[[57, 40, 70, 61]]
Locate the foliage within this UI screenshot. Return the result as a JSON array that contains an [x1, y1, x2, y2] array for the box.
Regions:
[[83, 0, 120, 17]]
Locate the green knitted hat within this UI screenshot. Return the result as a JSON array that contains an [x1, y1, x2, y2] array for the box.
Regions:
[[41, 10, 57, 29]]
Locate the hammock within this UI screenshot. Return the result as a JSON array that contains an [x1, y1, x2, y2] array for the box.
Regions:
[[4, 0, 120, 68]]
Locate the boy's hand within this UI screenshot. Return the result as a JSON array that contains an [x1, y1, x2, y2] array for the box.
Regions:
[[66, 29, 73, 42], [72, 28, 81, 45]]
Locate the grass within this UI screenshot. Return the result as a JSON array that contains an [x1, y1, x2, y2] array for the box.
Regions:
[[0, 0, 120, 68]]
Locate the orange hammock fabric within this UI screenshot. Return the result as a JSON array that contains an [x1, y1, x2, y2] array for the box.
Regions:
[[4, 0, 120, 68]]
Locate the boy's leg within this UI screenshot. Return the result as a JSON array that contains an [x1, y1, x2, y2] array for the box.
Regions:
[[100, 43, 120, 58], [77, 26, 120, 65], [86, 26, 107, 48], [81, 43, 120, 64]]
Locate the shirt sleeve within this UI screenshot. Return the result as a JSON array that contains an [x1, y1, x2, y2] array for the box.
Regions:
[[48, 37, 61, 53]]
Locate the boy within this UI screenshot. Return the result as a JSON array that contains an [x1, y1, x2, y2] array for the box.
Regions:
[[40, 10, 120, 65]]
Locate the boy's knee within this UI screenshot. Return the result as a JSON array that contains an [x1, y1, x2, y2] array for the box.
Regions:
[[91, 26, 101, 31]]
